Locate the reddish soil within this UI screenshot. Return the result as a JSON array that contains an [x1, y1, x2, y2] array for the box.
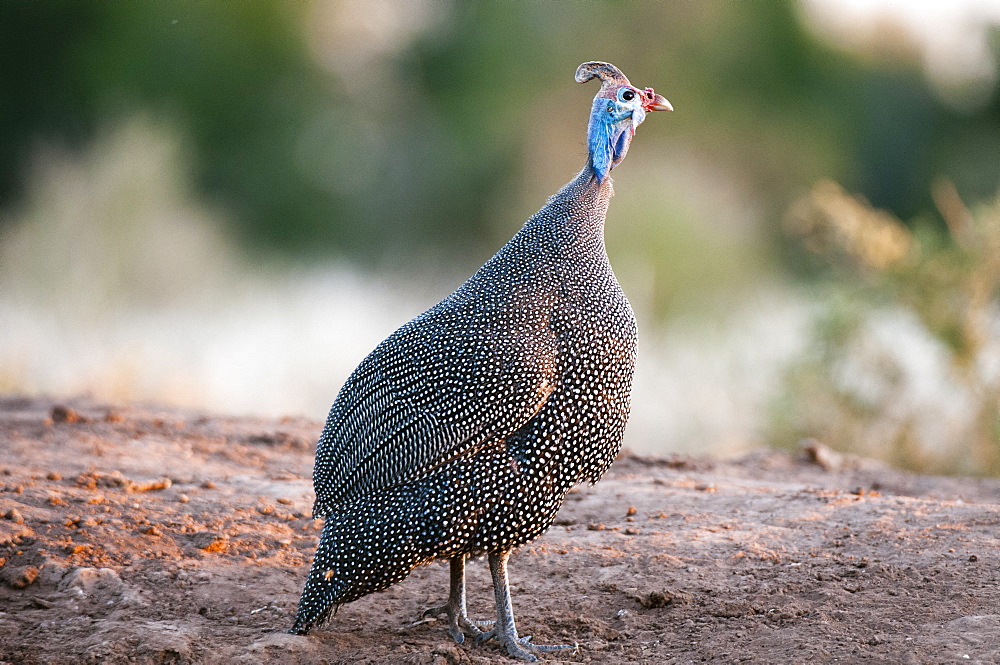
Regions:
[[1, 396, 999, 664]]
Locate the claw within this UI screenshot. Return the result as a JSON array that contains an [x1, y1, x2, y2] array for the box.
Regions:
[[422, 600, 488, 644], [477, 627, 575, 661]]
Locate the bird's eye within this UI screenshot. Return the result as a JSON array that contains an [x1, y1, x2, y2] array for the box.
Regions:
[[621, 89, 635, 102]]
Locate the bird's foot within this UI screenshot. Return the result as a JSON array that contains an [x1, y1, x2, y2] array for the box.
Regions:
[[421, 603, 492, 644], [475, 626, 576, 662]]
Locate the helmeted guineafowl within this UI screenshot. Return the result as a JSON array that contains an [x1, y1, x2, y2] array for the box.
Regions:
[[289, 61, 671, 661]]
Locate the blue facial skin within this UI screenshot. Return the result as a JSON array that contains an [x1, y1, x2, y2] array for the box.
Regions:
[[586, 87, 648, 182]]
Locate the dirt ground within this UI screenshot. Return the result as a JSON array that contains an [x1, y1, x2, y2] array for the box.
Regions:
[[1, 396, 999, 664]]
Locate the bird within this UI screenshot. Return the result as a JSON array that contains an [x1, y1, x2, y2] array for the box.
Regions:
[[289, 61, 671, 661]]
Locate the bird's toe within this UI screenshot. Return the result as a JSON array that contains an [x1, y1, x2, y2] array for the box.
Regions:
[[518, 636, 576, 653], [419, 603, 488, 644], [477, 628, 574, 661], [421, 604, 448, 620]]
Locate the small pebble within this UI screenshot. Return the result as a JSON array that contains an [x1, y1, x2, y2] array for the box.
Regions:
[[50, 405, 80, 423], [1, 565, 39, 589], [178, 494, 190, 503], [6, 508, 23, 524], [196, 534, 229, 553], [129, 478, 172, 492]]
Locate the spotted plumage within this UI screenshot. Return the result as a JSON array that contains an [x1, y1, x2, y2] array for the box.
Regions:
[[289, 61, 671, 661]]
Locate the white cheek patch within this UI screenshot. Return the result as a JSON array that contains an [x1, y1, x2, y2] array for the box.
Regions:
[[630, 106, 647, 135]]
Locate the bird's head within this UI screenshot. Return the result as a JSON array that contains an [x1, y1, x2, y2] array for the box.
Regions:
[[576, 61, 672, 182]]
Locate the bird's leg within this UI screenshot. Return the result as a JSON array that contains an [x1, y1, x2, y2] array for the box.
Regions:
[[475, 551, 575, 662], [421, 556, 490, 643]]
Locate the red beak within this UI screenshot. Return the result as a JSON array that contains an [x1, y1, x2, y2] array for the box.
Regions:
[[642, 87, 673, 112]]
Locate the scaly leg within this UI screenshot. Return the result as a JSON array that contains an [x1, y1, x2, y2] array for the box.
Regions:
[[475, 551, 575, 662], [421, 556, 490, 643]]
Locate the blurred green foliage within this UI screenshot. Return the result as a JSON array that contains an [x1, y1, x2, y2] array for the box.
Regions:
[[0, 0, 998, 276], [776, 181, 1000, 475], [0, 2, 334, 251]]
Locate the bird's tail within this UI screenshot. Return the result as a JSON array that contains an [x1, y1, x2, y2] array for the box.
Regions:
[[288, 480, 466, 635]]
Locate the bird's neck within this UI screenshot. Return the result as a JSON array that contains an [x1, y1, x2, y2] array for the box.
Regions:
[[535, 164, 614, 252]]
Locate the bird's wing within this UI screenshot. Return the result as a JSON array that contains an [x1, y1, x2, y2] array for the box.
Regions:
[[312, 293, 559, 513]]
